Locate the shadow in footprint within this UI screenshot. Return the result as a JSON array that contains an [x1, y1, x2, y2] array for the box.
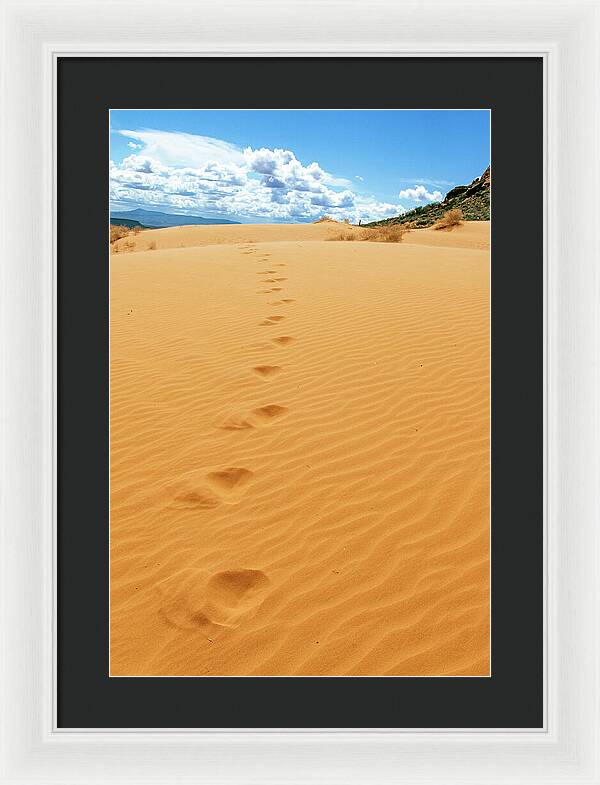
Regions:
[[206, 467, 254, 494], [259, 315, 285, 326], [219, 416, 255, 431], [272, 336, 294, 346], [252, 404, 288, 420], [253, 365, 282, 377]]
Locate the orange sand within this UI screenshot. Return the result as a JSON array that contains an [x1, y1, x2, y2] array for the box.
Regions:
[[110, 221, 490, 676]]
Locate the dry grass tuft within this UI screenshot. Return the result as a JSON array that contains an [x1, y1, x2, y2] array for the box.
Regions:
[[433, 208, 463, 231], [110, 224, 131, 244], [147, 241, 157, 251], [367, 224, 408, 243], [330, 228, 364, 241], [330, 224, 408, 243]]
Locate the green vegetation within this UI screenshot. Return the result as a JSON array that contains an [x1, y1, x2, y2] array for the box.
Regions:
[[365, 166, 490, 229]]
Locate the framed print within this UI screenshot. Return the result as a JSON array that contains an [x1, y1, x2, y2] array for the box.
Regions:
[[1, 1, 599, 784], [58, 56, 542, 730]]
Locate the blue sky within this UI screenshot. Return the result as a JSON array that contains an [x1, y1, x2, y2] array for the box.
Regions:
[[110, 110, 490, 223]]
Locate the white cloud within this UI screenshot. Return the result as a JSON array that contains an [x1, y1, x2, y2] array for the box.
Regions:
[[355, 175, 364, 181], [398, 177, 453, 187], [127, 141, 141, 149], [398, 184, 444, 202], [119, 129, 245, 168], [110, 130, 406, 223], [243, 146, 351, 190]]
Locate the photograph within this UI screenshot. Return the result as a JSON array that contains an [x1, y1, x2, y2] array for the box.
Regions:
[[109, 108, 491, 677]]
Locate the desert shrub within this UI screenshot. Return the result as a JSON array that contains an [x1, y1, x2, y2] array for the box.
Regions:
[[133, 224, 142, 234], [329, 224, 407, 243], [434, 208, 463, 230], [110, 224, 131, 244], [314, 215, 335, 223], [367, 224, 407, 243], [329, 227, 367, 241], [147, 240, 157, 250]]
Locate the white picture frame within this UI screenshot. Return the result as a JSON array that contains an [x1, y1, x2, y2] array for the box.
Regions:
[[1, 1, 599, 782]]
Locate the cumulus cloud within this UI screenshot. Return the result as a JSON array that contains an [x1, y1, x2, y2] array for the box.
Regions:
[[243, 147, 347, 191], [398, 184, 443, 202], [110, 130, 406, 223]]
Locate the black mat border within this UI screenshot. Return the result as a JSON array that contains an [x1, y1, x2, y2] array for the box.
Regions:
[[58, 56, 543, 728]]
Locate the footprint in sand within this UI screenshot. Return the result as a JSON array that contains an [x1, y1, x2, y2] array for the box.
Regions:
[[220, 416, 255, 431], [206, 467, 254, 496], [257, 270, 277, 275], [169, 467, 253, 509], [157, 567, 270, 631], [253, 365, 282, 377], [259, 315, 285, 326], [220, 404, 288, 432], [171, 489, 221, 510], [253, 404, 288, 419], [272, 336, 295, 346], [269, 287, 283, 292]]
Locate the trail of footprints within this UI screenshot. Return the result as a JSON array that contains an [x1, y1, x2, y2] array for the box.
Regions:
[[161, 243, 296, 630], [223, 245, 295, 433]]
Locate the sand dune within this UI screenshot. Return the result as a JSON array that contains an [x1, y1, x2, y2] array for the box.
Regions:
[[111, 218, 489, 254], [110, 221, 490, 676]]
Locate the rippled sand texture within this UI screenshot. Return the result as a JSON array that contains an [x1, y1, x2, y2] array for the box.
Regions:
[[110, 221, 490, 676]]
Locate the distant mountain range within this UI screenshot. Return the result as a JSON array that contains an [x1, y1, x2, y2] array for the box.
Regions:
[[366, 166, 490, 228], [110, 217, 146, 230], [110, 208, 240, 228]]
